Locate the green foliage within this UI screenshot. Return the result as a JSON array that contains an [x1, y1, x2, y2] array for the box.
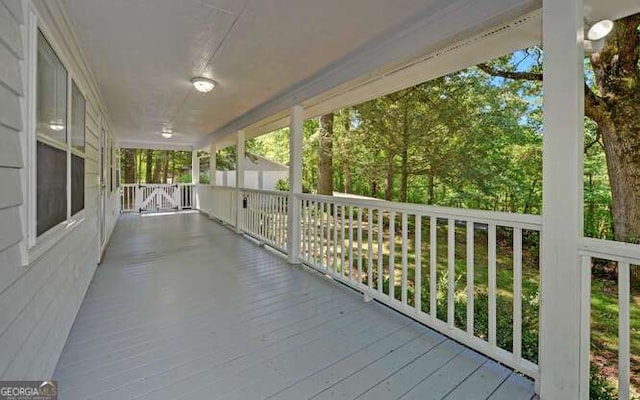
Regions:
[[177, 173, 192, 183], [199, 173, 210, 184], [275, 178, 311, 193], [590, 365, 618, 400]]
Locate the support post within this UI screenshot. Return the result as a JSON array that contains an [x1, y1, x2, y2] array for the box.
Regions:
[[191, 148, 199, 184], [539, 0, 584, 397], [236, 130, 245, 233], [287, 105, 303, 264], [209, 142, 217, 186]]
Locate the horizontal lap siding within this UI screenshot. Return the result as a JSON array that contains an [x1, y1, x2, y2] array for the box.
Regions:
[[0, 0, 104, 380]]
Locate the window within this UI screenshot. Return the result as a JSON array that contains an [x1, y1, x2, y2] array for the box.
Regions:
[[35, 30, 85, 238], [70, 82, 86, 215]]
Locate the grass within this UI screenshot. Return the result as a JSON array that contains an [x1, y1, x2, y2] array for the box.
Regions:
[[301, 210, 639, 397]]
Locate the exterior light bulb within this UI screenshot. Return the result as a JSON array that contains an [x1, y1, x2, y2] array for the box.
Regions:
[[50, 123, 65, 131], [162, 132, 173, 139], [587, 19, 614, 41], [191, 77, 216, 93]]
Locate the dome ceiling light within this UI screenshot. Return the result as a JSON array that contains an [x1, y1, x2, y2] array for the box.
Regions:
[[161, 127, 173, 139], [191, 77, 216, 93]]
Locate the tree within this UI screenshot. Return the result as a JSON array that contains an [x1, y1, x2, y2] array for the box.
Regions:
[[145, 149, 153, 183], [318, 113, 334, 195], [479, 14, 640, 241], [122, 149, 135, 183]]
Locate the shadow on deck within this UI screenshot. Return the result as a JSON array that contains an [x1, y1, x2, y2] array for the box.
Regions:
[[53, 212, 536, 400]]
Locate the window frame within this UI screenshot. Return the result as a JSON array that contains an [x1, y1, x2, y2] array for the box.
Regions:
[[24, 12, 88, 263]]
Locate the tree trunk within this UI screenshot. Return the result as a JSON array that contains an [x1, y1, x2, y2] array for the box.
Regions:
[[600, 117, 640, 242], [342, 110, 352, 194], [400, 113, 410, 203], [152, 151, 161, 183], [122, 149, 135, 183], [162, 150, 169, 183], [344, 166, 352, 194], [318, 113, 334, 196], [427, 172, 435, 205], [588, 15, 640, 242], [145, 149, 153, 183], [385, 155, 394, 201]]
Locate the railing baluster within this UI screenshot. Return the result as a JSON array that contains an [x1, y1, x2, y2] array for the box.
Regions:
[[357, 207, 363, 285], [306, 199, 311, 258], [580, 255, 592, 399], [389, 211, 396, 300], [401, 212, 408, 306], [319, 202, 325, 269], [448, 218, 455, 329], [415, 215, 422, 313], [513, 227, 523, 360], [488, 223, 497, 346], [619, 261, 630, 400], [348, 206, 354, 280], [314, 201, 319, 266], [301, 199, 306, 256], [368, 208, 374, 290], [430, 216, 437, 321], [340, 204, 345, 276], [466, 221, 475, 336], [377, 209, 383, 294]]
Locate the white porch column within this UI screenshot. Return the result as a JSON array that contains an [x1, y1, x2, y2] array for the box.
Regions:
[[287, 105, 303, 264], [209, 142, 217, 186], [540, 0, 585, 397], [236, 130, 245, 233], [191, 148, 199, 184]]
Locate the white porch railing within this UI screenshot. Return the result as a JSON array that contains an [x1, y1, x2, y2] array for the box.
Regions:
[[579, 238, 640, 400], [209, 185, 237, 226], [197, 187, 542, 380], [150, 184, 640, 397], [240, 188, 288, 253], [120, 183, 195, 213], [297, 193, 542, 380]]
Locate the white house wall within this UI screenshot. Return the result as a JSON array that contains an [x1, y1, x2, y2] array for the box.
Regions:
[[0, 0, 117, 380]]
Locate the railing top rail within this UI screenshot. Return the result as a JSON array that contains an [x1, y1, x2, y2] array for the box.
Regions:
[[579, 237, 640, 264], [239, 188, 287, 196], [211, 185, 238, 191], [297, 193, 542, 229]]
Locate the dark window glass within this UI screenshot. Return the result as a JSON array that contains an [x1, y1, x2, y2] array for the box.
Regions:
[[37, 142, 67, 236], [71, 153, 84, 215], [71, 81, 85, 152], [37, 30, 67, 143]]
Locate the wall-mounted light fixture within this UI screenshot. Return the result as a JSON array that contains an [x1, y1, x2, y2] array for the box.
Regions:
[[584, 19, 614, 54]]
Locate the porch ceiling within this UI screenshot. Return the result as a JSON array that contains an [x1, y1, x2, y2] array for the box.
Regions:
[[57, 0, 637, 149]]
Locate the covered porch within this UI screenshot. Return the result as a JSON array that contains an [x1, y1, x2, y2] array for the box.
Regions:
[[3, 0, 638, 398], [53, 211, 535, 400]]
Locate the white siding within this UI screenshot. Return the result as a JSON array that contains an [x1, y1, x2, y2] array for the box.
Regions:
[[0, 0, 115, 380]]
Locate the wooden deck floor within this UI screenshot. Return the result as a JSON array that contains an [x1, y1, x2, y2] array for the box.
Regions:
[[53, 211, 536, 400]]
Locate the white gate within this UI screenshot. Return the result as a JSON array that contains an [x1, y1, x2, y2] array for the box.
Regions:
[[120, 184, 195, 213], [139, 184, 180, 212]]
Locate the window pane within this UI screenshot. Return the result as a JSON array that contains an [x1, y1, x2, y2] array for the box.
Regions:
[[71, 153, 84, 215], [37, 142, 67, 236], [71, 81, 85, 152], [37, 31, 67, 143]]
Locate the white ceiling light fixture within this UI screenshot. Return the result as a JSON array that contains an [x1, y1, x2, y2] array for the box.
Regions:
[[191, 77, 216, 93], [161, 127, 173, 139], [50, 123, 65, 131], [587, 19, 614, 41]]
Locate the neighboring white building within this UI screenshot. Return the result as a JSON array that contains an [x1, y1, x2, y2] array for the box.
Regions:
[[216, 154, 288, 190]]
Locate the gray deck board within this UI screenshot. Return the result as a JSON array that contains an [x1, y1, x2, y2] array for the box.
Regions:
[[53, 212, 536, 400]]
